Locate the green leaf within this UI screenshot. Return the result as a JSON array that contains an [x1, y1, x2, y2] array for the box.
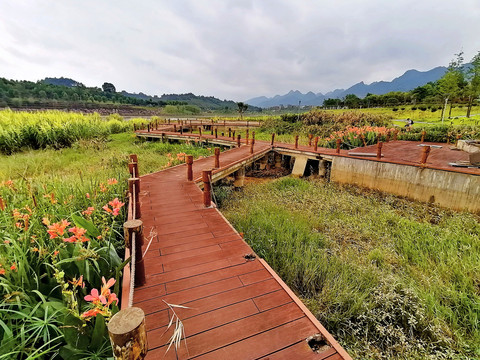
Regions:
[[89, 314, 106, 351], [62, 313, 89, 351], [71, 214, 101, 238], [58, 344, 82, 360]]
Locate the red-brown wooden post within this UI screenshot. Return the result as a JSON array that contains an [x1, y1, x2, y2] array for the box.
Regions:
[[376, 141, 383, 159], [308, 134, 313, 147], [210, 126, 213, 135], [250, 141, 254, 154], [421, 130, 426, 143], [202, 170, 212, 207], [186, 155, 193, 181], [129, 154, 138, 163], [180, 125, 183, 134], [228, 128, 232, 137], [252, 131, 255, 145], [173, 124, 177, 132], [128, 178, 141, 219], [124, 219, 145, 287], [246, 129, 249, 145], [199, 127, 202, 138], [421, 146, 431, 164], [232, 130, 236, 140], [295, 135, 299, 149], [237, 134, 241, 147], [336, 139, 341, 154], [147, 124, 150, 132], [214, 148, 220, 168], [271, 133, 275, 146], [215, 128, 218, 138], [314, 136, 319, 152]]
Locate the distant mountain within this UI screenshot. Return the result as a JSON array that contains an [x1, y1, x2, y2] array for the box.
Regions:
[[120, 91, 243, 111], [245, 66, 448, 108], [43, 77, 84, 87]]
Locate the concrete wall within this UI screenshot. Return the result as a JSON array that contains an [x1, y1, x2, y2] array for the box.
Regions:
[[330, 157, 480, 213]]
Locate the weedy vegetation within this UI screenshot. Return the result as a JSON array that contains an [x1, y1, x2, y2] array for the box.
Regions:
[[0, 111, 213, 359], [217, 177, 480, 360]]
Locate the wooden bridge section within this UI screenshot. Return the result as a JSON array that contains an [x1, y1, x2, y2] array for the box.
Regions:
[[124, 131, 352, 359], [125, 127, 478, 359]]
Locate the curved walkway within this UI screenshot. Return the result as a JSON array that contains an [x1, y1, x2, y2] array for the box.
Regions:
[[128, 135, 351, 359]]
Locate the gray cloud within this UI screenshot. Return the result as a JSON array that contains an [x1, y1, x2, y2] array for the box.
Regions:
[[1, 0, 479, 101]]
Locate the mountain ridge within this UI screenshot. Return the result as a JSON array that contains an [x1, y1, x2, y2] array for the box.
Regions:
[[246, 66, 448, 108]]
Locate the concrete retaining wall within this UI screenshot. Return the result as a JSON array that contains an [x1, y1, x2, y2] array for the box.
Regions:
[[330, 157, 480, 213]]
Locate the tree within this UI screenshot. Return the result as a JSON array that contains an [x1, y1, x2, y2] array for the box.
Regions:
[[465, 51, 480, 118], [237, 102, 248, 121], [344, 94, 360, 108], [437, 52, 464, 123], [102, 82, 116, 93]]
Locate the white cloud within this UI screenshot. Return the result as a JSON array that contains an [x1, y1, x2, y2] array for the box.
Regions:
[[1, 0, 479, 101]]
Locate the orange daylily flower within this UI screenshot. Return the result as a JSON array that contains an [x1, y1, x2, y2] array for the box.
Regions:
[[107, 178, 118, 185], [47, 220, 70, 239], [103, 198, 124, 216]]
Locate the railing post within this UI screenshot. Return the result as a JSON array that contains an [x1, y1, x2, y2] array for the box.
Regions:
[[421, 146, 431, 164], [228, 128, 231, 138], [186, 155, 193, 181], [295, 135, 299, 149], [199, 127, 202, 138], [215, 128, 218, 138], [246, 129, 249, 145], [180, 125, 183, 134], [232, 130, 236, 140], [237, 134, 241, 147], [250, 142, 254, 154], [173, 124, 177, 132], [128, 178, 141, 219], [124, 219, 145, 287], [252, 131, 255, 145], [336, 139, 341, 154], [214, 148, 220, 168], [108, 307, 147, 360], [376, 141, 383, 159], [202, 170, 212, 207], [421, 130, 426, 143], [314, 136, 319, 152], [129, 154, 139, 177], [308, 134, 313, 147]]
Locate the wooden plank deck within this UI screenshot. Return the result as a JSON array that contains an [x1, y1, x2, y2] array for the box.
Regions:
[[128, 133, 352, 359]]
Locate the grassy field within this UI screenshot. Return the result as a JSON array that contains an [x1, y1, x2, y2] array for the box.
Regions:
[[0, 125, 213, 359], [217, 178, 480, 360]]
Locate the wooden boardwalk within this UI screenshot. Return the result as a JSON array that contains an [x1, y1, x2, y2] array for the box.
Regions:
[[126, 133, 352, 359]]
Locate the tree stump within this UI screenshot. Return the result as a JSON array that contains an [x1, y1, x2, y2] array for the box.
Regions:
[[108, 307, 147, 360]]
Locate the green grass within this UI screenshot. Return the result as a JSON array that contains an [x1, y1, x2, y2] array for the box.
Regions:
[[217, 178, 480, 359]]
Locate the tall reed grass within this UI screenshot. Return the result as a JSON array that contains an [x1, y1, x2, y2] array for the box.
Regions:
[[0, 110, 135, 154]]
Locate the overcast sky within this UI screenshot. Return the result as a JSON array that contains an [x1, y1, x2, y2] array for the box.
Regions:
[[1, 1, 479, 101]]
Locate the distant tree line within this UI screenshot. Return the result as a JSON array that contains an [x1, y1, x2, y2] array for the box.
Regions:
[[323, 51, 480, 118], [0, 78, 240, 112]]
